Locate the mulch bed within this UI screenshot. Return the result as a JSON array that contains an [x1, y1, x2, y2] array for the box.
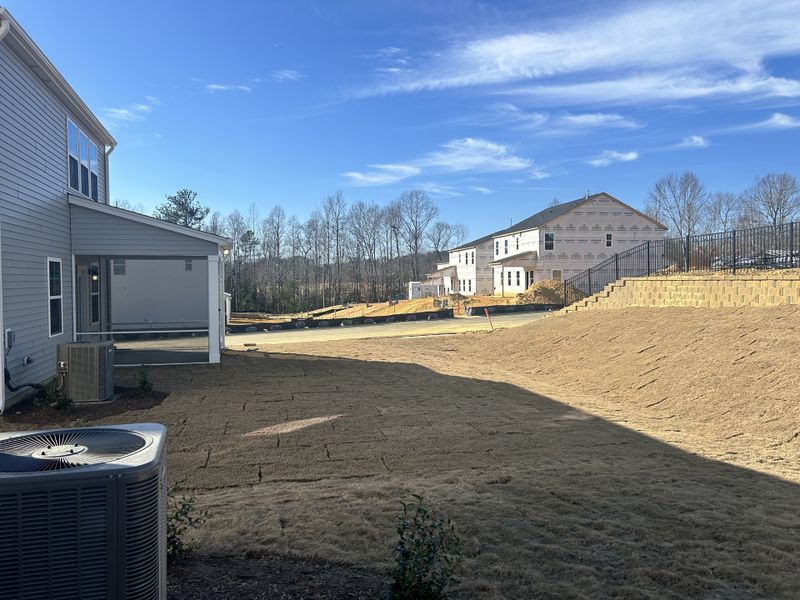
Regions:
[[1, 386, 168, 428], [167, 554, 388, 599]]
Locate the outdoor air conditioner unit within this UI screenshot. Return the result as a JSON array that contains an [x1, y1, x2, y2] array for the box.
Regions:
[[57, 341, 115, 402], [0, 423, 166, 600]]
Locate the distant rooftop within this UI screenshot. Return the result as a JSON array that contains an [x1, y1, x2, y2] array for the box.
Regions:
[[448, 192, 665, 252]]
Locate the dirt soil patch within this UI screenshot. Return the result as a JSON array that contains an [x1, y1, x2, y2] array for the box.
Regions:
[[168, 554, 387, 599], [1, 306, 798, 598]]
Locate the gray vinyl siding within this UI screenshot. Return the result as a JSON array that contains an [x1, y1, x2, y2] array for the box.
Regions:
[[70, 205, 220, 257], [0, 39, 104, 403]]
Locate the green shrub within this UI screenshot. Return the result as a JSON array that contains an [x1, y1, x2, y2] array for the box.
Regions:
[[389, 495, 461, 600], [167, 485, 207, 560], [137, 367, 154, 395], [34, 379, 72, 410]]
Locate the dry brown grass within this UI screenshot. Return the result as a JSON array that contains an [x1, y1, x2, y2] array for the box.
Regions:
[[3, 305, 799, 598]]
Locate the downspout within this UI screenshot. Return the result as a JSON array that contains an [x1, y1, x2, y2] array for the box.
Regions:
[[104, 145, 115, 204]]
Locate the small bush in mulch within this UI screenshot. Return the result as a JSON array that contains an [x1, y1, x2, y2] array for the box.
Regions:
[[390, 495, 461, 600], [137, 367, 154, 395], [167, 485, 207, 560], [33, 378, 72, 411]]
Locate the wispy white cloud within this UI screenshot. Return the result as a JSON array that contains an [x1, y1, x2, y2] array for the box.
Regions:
[[358, 1, 800, 105], [343, 137, 532, 186], [735, 112, 800, 130], [374, 67, 411, 75], [101, 96, 160, 128], [479, 103, 641, 133], [206, 83, 252, 92], [423, 138, 530, 173], [588, 150, 639, 167], [675, 135, 710, 148], [420, 182, 464, 197], [559, 112, 641, 129], [529, 168, 550, 179], [343, 163, 421, 185], [468, 185, 494, 195], [368, 46, 410, 65], [489, 102, 549, 127], [271, 69, 304, 82]]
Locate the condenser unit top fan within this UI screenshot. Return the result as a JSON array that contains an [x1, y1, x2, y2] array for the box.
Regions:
[[0, 427, 149, 472]]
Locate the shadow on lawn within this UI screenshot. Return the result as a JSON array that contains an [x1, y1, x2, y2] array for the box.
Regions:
[[6, 350, 798, 599]]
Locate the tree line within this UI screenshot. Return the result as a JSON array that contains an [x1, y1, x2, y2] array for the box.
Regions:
[[645, 171, 800, 238], [128, 189, 468, 313]]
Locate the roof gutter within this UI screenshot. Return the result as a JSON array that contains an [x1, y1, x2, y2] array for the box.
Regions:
[[0, 14, 10, 43]]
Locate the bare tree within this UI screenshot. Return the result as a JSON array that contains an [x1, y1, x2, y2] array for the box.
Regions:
[[451, 223, 468, 248], [548, 197, 561, 208], [646, 171, 708, 237], [704, 192, 741, 232], [426, 221, 454, 261], [742, 173, 800, 227], [207, 211, 224, 235], [398, 190, 439, 280]]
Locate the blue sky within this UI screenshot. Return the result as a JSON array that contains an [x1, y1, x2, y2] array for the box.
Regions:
[[6, 0, 800, 236]]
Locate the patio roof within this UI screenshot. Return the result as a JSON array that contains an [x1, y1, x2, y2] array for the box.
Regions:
[[489, 251, 539, 267], [70, 195, 230, 257]]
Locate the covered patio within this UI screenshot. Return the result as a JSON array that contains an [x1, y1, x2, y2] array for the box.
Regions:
[[69, 196, 229, 365]]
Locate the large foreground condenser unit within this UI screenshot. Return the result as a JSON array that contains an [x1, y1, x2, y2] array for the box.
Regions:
[[0, 423, 166, 600], [57, 341, 115, 402]]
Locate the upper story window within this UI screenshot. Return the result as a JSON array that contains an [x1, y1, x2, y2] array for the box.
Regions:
[[495, 241, 499, 256], [516, 237, 519, 250], [458, 253, 462, 264], [471, 251, 474, 264], [504, 239, 508, 254], [185, 259, 193, 271], [544, 233, 555, 251], [606, 233, 613, 247], [68, 119, 99, 201]]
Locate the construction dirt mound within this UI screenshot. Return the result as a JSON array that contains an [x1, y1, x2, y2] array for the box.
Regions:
[[476, 305, 800, 452], [516, 278, 564, 304]]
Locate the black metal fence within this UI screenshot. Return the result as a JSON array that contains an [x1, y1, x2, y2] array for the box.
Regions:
[[563, 221, 800, 306]]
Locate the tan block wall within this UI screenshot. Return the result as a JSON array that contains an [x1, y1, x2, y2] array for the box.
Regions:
[[567, 273, 800, 312]]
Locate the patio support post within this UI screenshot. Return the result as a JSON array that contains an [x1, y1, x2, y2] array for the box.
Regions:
[[208, 254, 221, 363]]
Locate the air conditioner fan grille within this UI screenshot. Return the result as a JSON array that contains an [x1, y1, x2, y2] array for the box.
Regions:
[[0, 429, 148, 472]]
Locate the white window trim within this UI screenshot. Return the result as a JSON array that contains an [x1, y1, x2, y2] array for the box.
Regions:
[[606, 233, 613, 248], [47, 257, 64, 338], [66, 117, 99, 202]]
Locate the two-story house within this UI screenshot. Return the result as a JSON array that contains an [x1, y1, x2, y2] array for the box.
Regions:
[[421, 192, 666, 297], [421, 232, 496, 297], [489, 192, 666, 295], [0, 8, 229, 411]]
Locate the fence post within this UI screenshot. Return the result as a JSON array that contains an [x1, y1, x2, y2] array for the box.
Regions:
[[685, 235, 691, 272], [563, 280, 567, 307], [791, 222, 795, 268], [587, 268, 592, 296], [732, 229, 737, 274], [647, 240, 651, 276], [614, 253, 619, 281]]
